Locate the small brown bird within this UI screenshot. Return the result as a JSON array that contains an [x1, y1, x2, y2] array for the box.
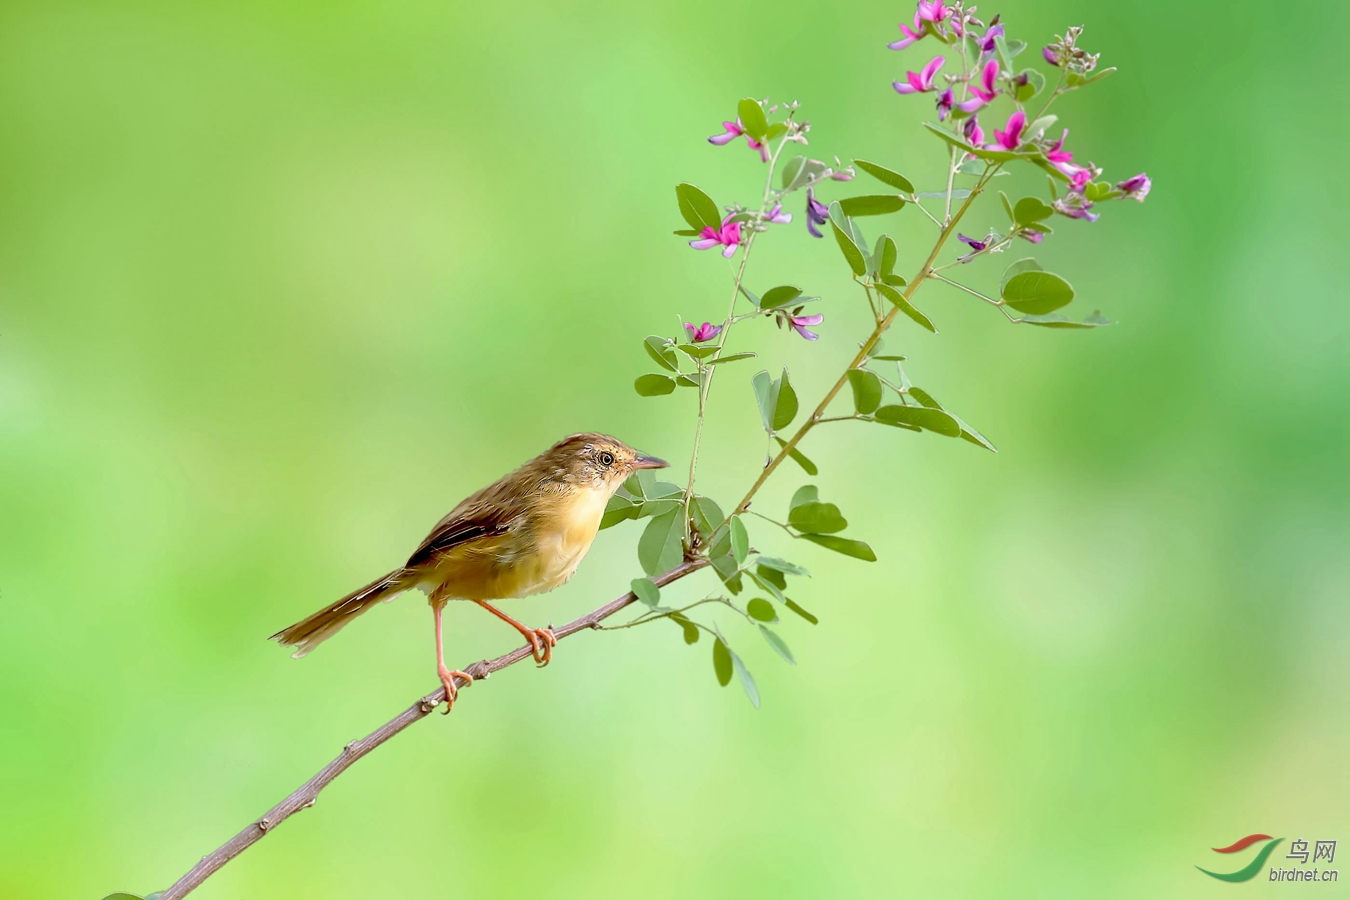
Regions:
[[272, 433, 668, 710]]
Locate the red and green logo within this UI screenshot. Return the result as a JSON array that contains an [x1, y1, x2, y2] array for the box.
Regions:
[[1198, 834, 1284, 882]]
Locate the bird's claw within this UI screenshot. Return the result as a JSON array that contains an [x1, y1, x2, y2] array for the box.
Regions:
[[527, 627, 557, 667], [437, 666, 473, 714]]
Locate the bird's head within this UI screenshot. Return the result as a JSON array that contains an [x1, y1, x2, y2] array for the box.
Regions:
[[540, 432, 668, 493]]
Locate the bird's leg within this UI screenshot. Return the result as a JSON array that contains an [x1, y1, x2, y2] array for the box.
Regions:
[[470, 599, 557, 667], [432, 598, 473, 714]]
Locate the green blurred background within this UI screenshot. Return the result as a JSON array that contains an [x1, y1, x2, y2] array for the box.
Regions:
[[2, 0, 1346, 896]]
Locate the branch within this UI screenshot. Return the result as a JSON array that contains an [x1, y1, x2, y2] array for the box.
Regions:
[[156, 558, 709, 900]]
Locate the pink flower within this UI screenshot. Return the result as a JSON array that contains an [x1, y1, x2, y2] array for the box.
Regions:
[[988, 110, 1026, 151], [708, 120, 744, 146], [936, 88, 954, 120], [766, 202, 792, 224], [963, 114, 984, 146], [916, 0, 948, 23], [708, 118, 769, 162], [689, 215, 743, 258], [888, 17, 927, 51], [789, 313, 824, 340], [1042, 45, 1060, 66], [894, 55, 945, 94], [957, 59, 999, 112], [805, 188, 829, 238], [684, 321, 722, 343], [1018, 229, 1045, 244], [1116, 173, 1152, 202], [979, 24, 1004, 57], [956, 232, 987, 262]]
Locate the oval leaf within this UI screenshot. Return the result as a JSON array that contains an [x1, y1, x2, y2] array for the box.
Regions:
[[706, 351, 757, 367], [637, 508, 684, 575], [788, 500, 848, 534], [773, 369, 798, 431], [737, 98, 768, 141], [847, 369, 882, 415], [758, 625, 796, 664], [1000, 257, 1043, 295], [675, 182, 721, 232], [761, 285, 803, 308], [875, 283, 937, 333], [747, 597, 777, 622], [644, 335, 678, 371], [730, 648, 760, 706], [775, 436, 818, 475], [873, 404, 962, 436], [839, 195, 906, 217], [1001, 270, 1075, 315], [1013, 196, 1053, 225], [827, 201, 867, 276], [634, 374, 677, 396], [729, 514, 750, 564], [785, 598, 819, 624], [712, 638, 733, 686], [631, 577, 661, 607], [853, 159, 915, 193], [800, 533, 877, 561], [876, 234, 898, 276]]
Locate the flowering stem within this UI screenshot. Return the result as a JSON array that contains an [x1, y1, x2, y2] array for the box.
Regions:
[[681, 133, 793, 540], [729, 165, 999, 519]]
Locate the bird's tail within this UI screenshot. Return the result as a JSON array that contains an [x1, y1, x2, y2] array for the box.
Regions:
[[271, 570, 409, 658]]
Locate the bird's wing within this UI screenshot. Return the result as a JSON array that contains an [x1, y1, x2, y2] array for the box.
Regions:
[[403, 479, 532, 570]]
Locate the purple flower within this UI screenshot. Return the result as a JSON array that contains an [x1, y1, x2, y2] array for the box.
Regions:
[[689, 215, 744, 258], [1018, 229, 1045, 243], [963, 114, 984, 146], [956, 232, 988, 262], [829, 169, 855, 182], [684, 321, 722, 343], [888, 17, 926, 51], [1042, 45, 1060, 66], [805, 188, 829, 238], [894, 55, 945, 94], [789, 313, 824, 340], [708, 120, 744, 146], [916, 0, 948, 23], [708, 117, 769, 162], [766, 202, 793, 224], [957, 59, 999, 112], [936, 88, 954, 120], [1053, 195, 1099, 222], [1116, 172, 1152, 202], [989, 110, 1026, 151], [979, 24, 1004, 56]]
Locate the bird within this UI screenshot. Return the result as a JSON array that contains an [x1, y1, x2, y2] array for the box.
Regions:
[[271, 433, 668, 711]]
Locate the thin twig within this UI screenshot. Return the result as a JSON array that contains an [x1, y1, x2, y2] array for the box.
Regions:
[[156, 559, 709, 900]]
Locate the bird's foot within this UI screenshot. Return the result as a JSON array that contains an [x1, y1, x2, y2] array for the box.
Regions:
[[526, 627, 557, 667], [437, 665, 473, 714]]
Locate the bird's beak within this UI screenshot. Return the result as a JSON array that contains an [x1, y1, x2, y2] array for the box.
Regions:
[[630, 455, 669, 470]]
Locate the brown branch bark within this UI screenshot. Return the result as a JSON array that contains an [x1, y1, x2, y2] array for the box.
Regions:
[[157, 558, 709, 900]]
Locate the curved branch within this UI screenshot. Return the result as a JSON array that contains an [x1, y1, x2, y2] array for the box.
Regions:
[[157, 558, 709, 900]]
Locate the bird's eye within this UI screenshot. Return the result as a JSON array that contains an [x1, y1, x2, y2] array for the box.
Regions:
[[598, 451, 615, 467]]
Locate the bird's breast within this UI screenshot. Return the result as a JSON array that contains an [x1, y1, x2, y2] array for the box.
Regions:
[[525, 486, 610, 594]]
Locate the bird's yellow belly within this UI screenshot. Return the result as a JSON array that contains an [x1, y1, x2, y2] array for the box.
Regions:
[[424, 486, 608, 601]]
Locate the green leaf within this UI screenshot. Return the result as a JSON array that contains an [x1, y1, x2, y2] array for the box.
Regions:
[[637, 508, 684, 575], [876, 235, 898, 276], [102, 895, 149, 900], [1001, 270, 1075, 315], [1000, 257, 1043, 295], [765, 121, 787, 141], [875, 283, 937, 333], [599, 495, 640, 529], [631, 577, 661, 607], [789, 484, 818, 510], [956, 418, 998, 451], [922, 121, 978, 154], [670, 611, 700, 644], [690, 495, 725, 541], [882, 273, 908, 288], [643, 335, 678, 371], [758, 625, 796, 664], [711, 553, 742, 593], [873, 404, 963, 436], [784, 598, 818, 624], [789, 500, 848, 534], [780, 155, 805, 190], [1016, 310, 1112, 329], [829, 214, 867, 276], [706, 352, 757, 367], [730, 647, 760, 707], [999, 190, 1015, 224], [747, 597, 777, 622], [675, 373, 701, 388], [760, 285, 803, 308], [775, 436, 818, 475], [756, 555, 810, 577], [907, 387, 941, 409], [729, 514, 749, 564], [751, 370, 776, 432], [675, 182, 721, 232], [839, 195, 906, 217], [781, 156, 826, 192], [1013, 197, 1053, 225], [1015, 68, 1046, 102], [773, 368, 798, 431], [800, 533, 877, 561], [853, 159, 915, 193], [713, 638, 733, 686], [1067, 66, 1116, 88], [634, 374, 676, 396], [737, 97, 768, 141], [748, 568, 786, 603], [847, 369, 882, 415], [677, 343, 720, 360]]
